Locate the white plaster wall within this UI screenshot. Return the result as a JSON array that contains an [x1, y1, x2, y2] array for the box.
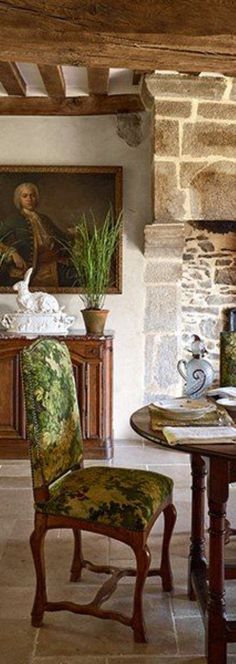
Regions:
[[0, 114, 152, 438]]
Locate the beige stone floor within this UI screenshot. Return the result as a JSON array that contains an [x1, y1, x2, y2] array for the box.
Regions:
[[0, 437, 236, 664]]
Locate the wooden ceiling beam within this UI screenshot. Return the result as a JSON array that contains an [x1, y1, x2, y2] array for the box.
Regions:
[[38, 65, 65, 96], [0, 62, 26, 96], [0, 2, 236, 73], [87, 68, 109, 95], [0, 94, 145, 116], [0, 1, 235, 36]]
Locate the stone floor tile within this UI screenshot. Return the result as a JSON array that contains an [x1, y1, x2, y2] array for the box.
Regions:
[[0, 618, 37, 664], [35, 587, 176, 658], [0, 585, 33, 619], [0, 487, 33, 517], [0, 516, 16, 558], [112, 442, 183, 466], [143, 443, 189, 466], [109, 657, 207, 663], [148, 463, 191, 488], [170, 591, 201, 619], [33, 657, 107, 663], [0, 474, 32, 488], [174, 616, 205, 655], [0, 460, 31, 476], [115, 438, 145, 447]]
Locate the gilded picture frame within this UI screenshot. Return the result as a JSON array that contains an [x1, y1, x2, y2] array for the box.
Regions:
[[0, 165, 123, 293]]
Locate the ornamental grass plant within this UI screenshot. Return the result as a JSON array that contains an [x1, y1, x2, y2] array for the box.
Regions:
[[68, 207, 122, 310]]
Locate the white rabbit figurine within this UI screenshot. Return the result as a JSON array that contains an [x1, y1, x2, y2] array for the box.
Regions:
[[13, 267, 62, 314]]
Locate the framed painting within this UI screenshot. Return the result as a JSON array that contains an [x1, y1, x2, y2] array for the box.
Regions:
[[0, 165, 123, 293]]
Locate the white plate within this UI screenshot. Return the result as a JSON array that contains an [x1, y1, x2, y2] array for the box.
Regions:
[[153, 397, 215, 420], [208, 386, 236, 398], [217, 398, 236, 408]]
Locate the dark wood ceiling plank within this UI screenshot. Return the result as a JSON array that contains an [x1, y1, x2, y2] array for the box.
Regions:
[[0, 62, 26, 95], [0, 94, 145, 115], [87, 68, 109, 95], [0, 2, 236, 73], [38, 64, 65, 96]]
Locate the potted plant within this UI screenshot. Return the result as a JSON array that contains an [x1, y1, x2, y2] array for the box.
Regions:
[[67, 206, 122, 334]]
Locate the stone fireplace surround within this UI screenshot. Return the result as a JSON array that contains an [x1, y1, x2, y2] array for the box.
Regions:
[[142, 72, 236, 403]]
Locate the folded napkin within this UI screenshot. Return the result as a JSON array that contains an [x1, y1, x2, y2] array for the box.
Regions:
[[163, 425, 236, 446]]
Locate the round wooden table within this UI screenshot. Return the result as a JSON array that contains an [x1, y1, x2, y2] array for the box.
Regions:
[[130, 406, 236, 664]]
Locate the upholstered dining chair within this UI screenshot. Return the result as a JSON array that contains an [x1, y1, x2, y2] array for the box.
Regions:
[[21, 338, 177, 643]]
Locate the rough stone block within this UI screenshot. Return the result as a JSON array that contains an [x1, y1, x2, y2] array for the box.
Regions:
[[140, 77, 155, 111], [153, 161, 186, 221], [144, 259, 182, 284], [183, 122, 236, 158], [215, 268, 236, 285], [229, 80, 236, 102], [154, 119, 179, 156], [183, 161, 236, 220], [144, 331, 181, 397], [144, 334, 156, 385], [116, 113, 146, 147], [153, 334, 180, 391], [144, 285, 181, 333], [144, 223, 185, 259], [198, 102, 236, 121], [180, 161, 207, 187], [155, 100, 192, 118], [145, 74, 227, 101], [199, 316, 221, 340]]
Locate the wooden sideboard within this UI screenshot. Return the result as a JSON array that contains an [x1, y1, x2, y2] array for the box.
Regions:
[[0, 333, 113, 460]]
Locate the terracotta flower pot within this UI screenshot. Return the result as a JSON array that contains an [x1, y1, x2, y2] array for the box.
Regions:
[[81, 309, 109, 335]]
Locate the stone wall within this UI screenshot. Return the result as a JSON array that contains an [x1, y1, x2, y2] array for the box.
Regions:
[[142, 73, 236, 400]]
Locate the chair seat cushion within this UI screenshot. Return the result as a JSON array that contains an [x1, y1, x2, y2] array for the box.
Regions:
[[36, 466, 173, 531]]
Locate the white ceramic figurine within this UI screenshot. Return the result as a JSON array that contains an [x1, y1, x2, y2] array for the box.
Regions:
[[0, 267, 74, 336], [13, 268, 62, 313]]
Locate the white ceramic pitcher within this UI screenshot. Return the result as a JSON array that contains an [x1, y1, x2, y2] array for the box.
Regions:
[[177, 335, 214, 399]]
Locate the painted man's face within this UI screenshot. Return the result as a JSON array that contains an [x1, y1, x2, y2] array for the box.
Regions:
[[19, 186, 37, 211]]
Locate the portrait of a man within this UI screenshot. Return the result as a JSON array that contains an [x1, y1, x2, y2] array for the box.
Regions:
[[0, 181, 71, 288], [0, 166, 122, 293]]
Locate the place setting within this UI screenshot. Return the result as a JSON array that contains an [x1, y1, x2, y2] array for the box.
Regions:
[[148, 335, 236, 447]]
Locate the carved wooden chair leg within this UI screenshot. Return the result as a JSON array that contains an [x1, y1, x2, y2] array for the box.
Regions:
[[131, 541, 151, 643], [70, 528, 83, 582], [159, 503, 177, 592], [30, 514, 47, 627]]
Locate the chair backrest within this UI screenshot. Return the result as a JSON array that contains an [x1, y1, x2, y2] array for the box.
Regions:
[[21, 338, 83, 492]]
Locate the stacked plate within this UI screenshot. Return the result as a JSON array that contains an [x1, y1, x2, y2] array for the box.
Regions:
[[153, 397, 216, 421]]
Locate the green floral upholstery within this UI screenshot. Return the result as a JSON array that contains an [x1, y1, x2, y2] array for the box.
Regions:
[[21, 338, 83, 489], [22, 338, 174, 533], [38, 465, 173, 531]]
